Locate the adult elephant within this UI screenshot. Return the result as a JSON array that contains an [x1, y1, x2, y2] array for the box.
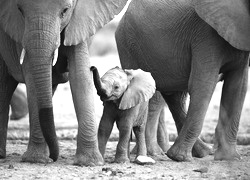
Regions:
[[0, 0, 128, 166], [115, 0, 249, 162]]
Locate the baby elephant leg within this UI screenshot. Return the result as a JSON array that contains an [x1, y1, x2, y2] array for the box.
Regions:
[[133, 125, 147, 157], [98, 105, 116, 158], [133, 112, 155, 165], [115, 118, 133, 163]]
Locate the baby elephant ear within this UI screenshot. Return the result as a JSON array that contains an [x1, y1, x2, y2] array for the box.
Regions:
[[119, 69, 156, 110], [192, 0, 250, 51]]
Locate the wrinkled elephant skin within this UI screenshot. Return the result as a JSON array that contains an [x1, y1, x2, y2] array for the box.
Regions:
[[116, 0, 249, 161], [0, 0, 129, 166]]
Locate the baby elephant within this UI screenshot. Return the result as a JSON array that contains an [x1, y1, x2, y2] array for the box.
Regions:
[[91, 66, 156, 164]]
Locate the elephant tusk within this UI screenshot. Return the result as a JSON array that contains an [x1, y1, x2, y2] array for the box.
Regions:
[[20, 49, 26, 65], [53, 48, 58, 66]]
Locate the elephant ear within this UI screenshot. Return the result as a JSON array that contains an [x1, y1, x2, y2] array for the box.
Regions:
[[64, 0, 128, 46], [119, 69, 156, 110], [0, 0, 24, 43], [193, 0, 250, 51]]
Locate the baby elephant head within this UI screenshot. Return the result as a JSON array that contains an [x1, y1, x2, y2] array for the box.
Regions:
[[91, 66, 156, 110]]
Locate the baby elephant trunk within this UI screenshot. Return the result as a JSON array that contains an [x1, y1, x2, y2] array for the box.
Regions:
[[90, 66, 108, 99]]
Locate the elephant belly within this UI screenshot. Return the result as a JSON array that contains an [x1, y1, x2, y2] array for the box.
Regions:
[[149, 64, 190, 93], [119, 0, 195, 92], [137, 36, 191, 92]]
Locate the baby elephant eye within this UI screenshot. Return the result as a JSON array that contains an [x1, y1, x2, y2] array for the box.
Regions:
[[114, 85, 120, 90]]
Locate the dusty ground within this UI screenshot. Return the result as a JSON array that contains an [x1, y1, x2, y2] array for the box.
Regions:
[[3, 61, 250, 180], [3, 15, 250, 180], [1, 140, 250, 180]]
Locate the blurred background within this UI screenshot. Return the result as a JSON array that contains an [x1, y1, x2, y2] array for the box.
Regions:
[[8, 3, 250, 145]]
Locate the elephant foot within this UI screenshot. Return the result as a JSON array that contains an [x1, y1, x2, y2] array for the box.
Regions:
[[214, 145, 241, 161], [0, 148, 6, 159], [114, 155, 130, 164], [73, 148, 104, 166], [192, 138, 213, 158], [134, 155, 156, 165], [158, 141, 170, 153], [22, 141, 51, 163], [213, 127, 241, 160], [166, 142, 192, 162], [146, 141, 166, 156]]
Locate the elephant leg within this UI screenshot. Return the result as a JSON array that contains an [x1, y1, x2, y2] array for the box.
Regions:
[[145, 92, 166, 156], [157, 107, 170, 153], [166, 88, 216, 161], [0, 60, 18, 158], [133, 122, 156, 164], [162, 92, 187, 133], [133, 123, 147, 157], [10, 85, 28, 120], [166, 51, 220, 161], [115, 116, 133, 163], [214, 60, 248, 160], [67, 43, 103, 166], [98, 106, 115, 158], [163, 92, 213, 158]]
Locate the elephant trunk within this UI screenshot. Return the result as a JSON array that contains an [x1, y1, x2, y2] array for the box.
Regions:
[[28, 51, 58, 162], [90, 66, 107, 98], [23, 22, 60, 161]]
